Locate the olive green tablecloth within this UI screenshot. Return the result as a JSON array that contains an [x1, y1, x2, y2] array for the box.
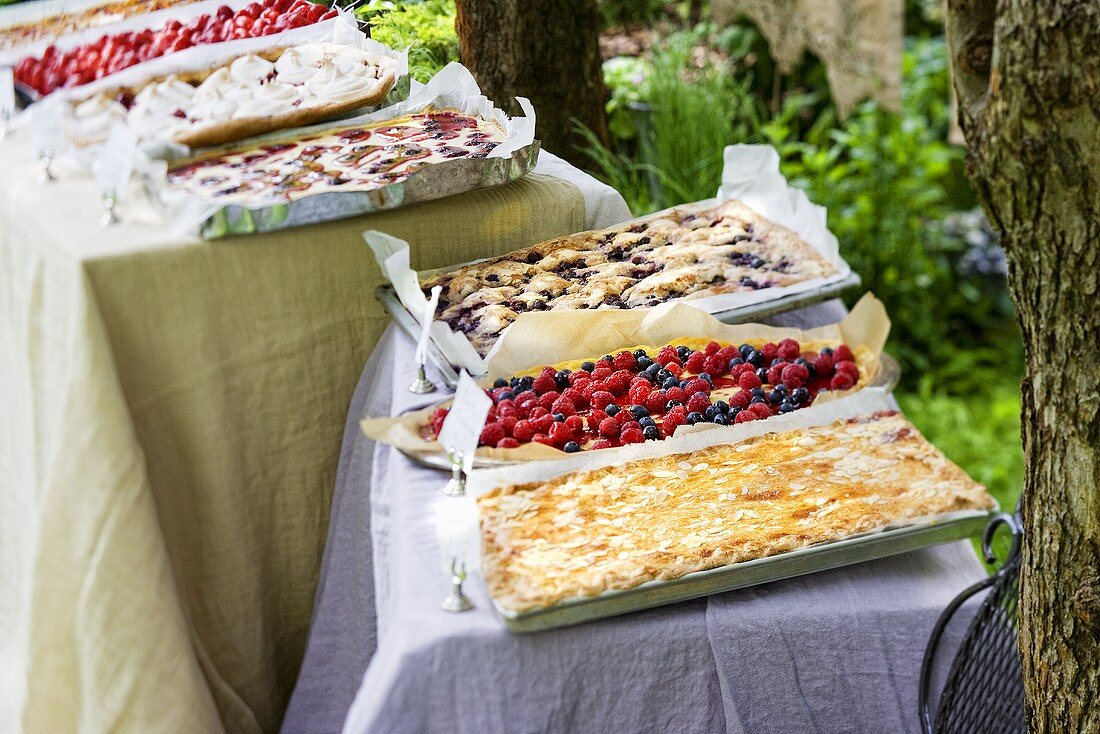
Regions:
[[0, 134, 625, 734]]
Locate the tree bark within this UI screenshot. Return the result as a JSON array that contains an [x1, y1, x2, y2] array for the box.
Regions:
[[454, 0, 609, 166], [945, 1, 1100, 731]]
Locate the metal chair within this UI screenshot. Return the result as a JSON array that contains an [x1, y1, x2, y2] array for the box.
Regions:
[[918, 512, 1025, 733]]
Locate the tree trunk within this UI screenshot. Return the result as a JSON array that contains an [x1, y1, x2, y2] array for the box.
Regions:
[[454, 0, 609, 166], [945, 1, 1100, 731]]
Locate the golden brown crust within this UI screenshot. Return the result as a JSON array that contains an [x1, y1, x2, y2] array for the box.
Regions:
[[477, 411, 993, 612]]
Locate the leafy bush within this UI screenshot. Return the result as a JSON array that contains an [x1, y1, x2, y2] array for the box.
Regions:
[[597, 0, 667, 28], [590, 33, 1019, 386], [603, 56, 652, 141], [897, 378, 1024, 564], [592, 25, 766, 209], [359, 0, 459, 83], [636, 28, 764, 207], [760, 38, 1020, 381]]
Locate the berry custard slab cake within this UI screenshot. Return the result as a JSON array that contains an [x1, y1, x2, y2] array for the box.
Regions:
[[425, 337, 873, 454], [421, 200, 838, 356], [477, 411, 995, 613], [166, 108, 506, 205]]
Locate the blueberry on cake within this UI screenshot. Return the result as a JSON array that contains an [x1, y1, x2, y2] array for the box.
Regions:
[[423, 199, 838, 356]]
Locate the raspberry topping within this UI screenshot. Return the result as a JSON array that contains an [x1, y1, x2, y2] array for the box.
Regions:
[[777, 338, 801, 361], [428, 337, 863, 453]]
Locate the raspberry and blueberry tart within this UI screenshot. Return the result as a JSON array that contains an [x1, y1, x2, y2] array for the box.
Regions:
[[424, 337, 873, 454]]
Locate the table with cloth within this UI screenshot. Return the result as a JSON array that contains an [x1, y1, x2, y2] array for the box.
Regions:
[[0, 126, 630, 734], [285, 300, 986, 734]]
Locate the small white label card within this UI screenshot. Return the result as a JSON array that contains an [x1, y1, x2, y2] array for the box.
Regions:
[[0, 68, 14, 123], [94, 123, 138, 201], [437, 370, 492, 473], [434, 495, 480, 575], [30, 99, 61, 156], [417, 285, 442, 365]]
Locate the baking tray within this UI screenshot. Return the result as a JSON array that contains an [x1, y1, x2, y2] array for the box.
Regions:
[[158, 137, 540, 239], [492, 507, 996, 632], [378, 270, 861, 391], [394, 352, 901, 471]]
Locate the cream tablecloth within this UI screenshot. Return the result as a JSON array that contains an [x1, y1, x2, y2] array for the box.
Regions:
[[0, 131, 629, 734]]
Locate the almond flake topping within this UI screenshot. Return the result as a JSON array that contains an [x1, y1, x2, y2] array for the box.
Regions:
[[477, 412, 994, 613]]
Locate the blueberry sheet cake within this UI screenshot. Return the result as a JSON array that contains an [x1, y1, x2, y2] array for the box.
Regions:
[[477, 411, 994, 613], [422, 199, 838, 356]]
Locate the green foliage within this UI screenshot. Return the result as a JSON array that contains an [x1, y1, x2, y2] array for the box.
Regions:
[[603, 33, 1016, 385], [897, 378, 1024, 565], [760, 38, 1017, 381], [592, 25, 766, 210], [574, 125, 655, 216], [597, 0, 667, 28], [603, 57, 652, 141], [359, 0, 458, 83], [638, 29, 764, 207]]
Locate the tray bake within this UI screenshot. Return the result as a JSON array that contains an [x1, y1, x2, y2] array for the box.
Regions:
[[492, 508, 992, 632], [423, 198, 848, 357], [0, 0, 207, 54], [364, 295, 895, 469], [393, 353, 899, 471], [471, 411, 997, 631], [61, 41, 403, 148], [10, 0, 329, 98], [162, 130, 539, 239]]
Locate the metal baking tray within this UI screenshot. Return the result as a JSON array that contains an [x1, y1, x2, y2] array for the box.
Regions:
[[377, 270, 861, 390], [394, 352, 901, 472], [154, 135, 540, 240], [492, 507, 996, 632]]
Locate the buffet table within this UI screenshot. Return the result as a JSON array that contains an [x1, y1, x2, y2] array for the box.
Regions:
[[0, 128, 629, 734], [284, 301, 986, 734]]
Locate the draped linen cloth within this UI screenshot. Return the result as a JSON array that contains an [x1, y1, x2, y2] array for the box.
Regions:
[[0, 128, 626, 734]]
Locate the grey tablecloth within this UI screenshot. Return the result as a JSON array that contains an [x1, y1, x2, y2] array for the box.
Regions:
[[284, 300, 985, 734]]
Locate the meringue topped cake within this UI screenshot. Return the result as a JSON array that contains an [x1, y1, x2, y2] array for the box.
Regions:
[[68, 43, 400, 148]]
